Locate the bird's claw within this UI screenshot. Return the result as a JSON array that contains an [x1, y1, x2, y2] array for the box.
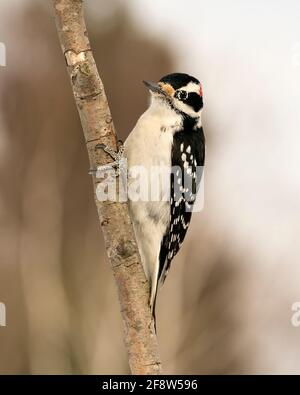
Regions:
[[89, 142, 125, 177], [95, 143, 118, 160]]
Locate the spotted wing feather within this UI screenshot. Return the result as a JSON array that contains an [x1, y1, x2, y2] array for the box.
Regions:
[[158, 125, 205, 285]]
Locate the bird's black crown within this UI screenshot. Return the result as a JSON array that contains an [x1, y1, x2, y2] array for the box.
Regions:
[[159, 73, 200, 90]]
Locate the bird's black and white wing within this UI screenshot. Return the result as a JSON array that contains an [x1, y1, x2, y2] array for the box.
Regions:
[[158, 125, 205, 285]]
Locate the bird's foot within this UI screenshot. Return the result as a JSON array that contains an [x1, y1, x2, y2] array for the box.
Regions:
[[89, 140, 125, 177]]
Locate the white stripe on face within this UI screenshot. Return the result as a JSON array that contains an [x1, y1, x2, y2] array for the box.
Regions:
[[180, 82, 200, 94], [173, 98, 202, 118]]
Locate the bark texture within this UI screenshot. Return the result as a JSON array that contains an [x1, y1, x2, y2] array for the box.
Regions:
[[52, 0, 162, 374]]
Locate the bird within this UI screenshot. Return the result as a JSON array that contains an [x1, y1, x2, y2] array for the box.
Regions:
[[123, 73, 205, 325]]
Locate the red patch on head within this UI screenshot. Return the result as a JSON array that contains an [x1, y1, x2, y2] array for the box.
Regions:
[[199, 84, 203, 97]]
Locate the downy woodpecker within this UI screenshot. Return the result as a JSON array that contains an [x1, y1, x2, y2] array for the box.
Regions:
[[124, 73, 205, 322]]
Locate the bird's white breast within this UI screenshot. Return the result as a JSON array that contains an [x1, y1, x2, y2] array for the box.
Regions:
[[125, 99, 182, 168], [124, 99, 182, 224], [124, 99, 182, 282]]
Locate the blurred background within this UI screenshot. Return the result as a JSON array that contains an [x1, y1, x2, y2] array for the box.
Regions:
[[0, 0, 300, 374]]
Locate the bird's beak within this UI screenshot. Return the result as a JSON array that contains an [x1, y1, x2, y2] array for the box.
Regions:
[[143, 80, 167, 97]]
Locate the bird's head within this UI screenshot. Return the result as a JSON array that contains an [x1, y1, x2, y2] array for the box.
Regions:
[[143, 73, 203, 118]]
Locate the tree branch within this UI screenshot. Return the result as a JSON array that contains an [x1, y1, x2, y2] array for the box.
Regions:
[[52, 0, 162, 374]]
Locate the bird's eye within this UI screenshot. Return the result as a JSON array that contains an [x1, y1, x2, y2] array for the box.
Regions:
[[176, 90, 188, 101]]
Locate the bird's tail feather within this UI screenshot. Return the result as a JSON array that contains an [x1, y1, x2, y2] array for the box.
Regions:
[[150, 291, 158, 333]]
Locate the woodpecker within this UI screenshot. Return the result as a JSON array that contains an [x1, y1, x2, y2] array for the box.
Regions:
[[124, 73, 205, 322]]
